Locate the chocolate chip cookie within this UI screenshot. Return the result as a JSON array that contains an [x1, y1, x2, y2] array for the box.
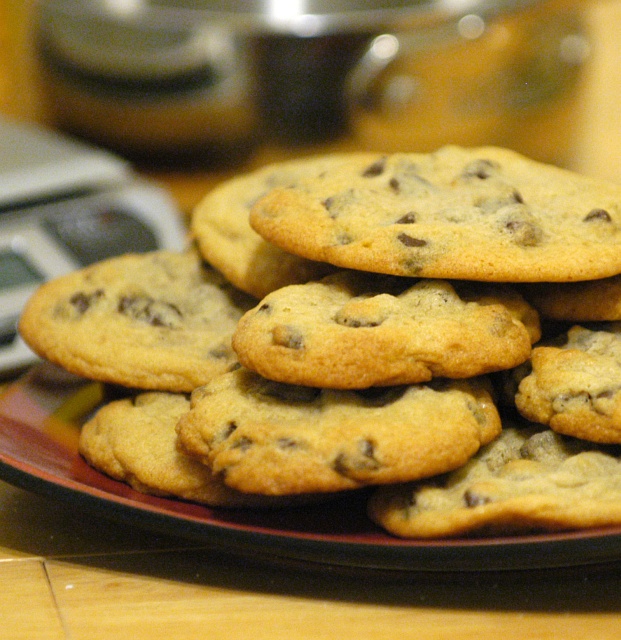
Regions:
[[369, 424, 621, 538], [232, 270, 540, 388], [191, 155, 371, 298], [80, 391, 310, 507], [521, 275, 621, 321], [19, 250, 255, 392], [250, 146, 621, 282], [515, 324, 621, 444], [175, 368, 501, 495]]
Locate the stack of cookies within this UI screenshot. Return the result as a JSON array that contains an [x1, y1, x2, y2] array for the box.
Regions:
[[18, 145, 621, 537]]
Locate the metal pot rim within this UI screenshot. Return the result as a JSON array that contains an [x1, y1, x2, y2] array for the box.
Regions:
[[39, 0, 548, 36]]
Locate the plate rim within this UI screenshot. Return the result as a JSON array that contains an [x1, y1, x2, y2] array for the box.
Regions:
[[2, 410, 621, 574]]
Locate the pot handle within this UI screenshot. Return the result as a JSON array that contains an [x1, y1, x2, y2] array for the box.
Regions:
[[345, 33, 402, 101], [345, 16, 485, 103]]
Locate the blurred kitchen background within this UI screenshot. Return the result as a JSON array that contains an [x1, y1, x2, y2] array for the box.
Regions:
[[1, 0, 620, 212]]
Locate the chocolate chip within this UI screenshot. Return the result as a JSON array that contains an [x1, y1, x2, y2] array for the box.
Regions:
[[552, 388, 619, 418], [398, 233, 427, 248], [401, 257, 426, 276], [118, 295, 183, 328], [391, 165, 434, 195], [323, 188, 368, 221], [396, 212, 417, 224], [553, 391, 587, 411], [362, 157, 387, 177], [333, 438, 381, 477], [596, 389, 614, 400], [503, 219, 542, 246], [272, 324, 304, 349], [336, 232, 354, 245], [360, 439, 376, 459], [70, 289, 104, 314], [277, 437, 300, 450], [323, 196, 335, 214], [584, 208, 612, 223], [338, 318, 380, 328], [212, 421, 239, 445], [463, 489, 492, 507], [231, 436, 253, 452], [258, 303, 272, 313], [404, 492, 417, 509], [466, 399, 488, 427], [221, 421, 238, 440], [477, 192, 525, 215], [208, 343, 232, 360], [461, 159, 499, 180]]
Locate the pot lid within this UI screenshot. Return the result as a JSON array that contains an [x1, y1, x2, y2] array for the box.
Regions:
[[36, 0, 549, 81], [39, 0, 548, 36]]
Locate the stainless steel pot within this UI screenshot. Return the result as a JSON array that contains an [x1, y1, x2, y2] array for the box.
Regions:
[[35, 0, 587, 164], [346, 0, 589, 165], [37, 1, 546, 35], [36, 2, 260, 165]]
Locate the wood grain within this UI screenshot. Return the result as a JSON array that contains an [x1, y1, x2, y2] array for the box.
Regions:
[[44, 552, 621, 640], [0, 561, 65, 640]]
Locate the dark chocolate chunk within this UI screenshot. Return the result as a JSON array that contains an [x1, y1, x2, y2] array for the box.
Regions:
[[231, 436, 253, 452], [463, 489, 492, 507], [336, 232, 354, 245], [584, 208, 612, 223], [333, 438, 381, 477], [69, 289, 104, 314], [398, 233, 427, 248], [208, 343, 232, 360], [362, 157, 387, 177], [395, 212, 417, 224], [503, 219, 542, 246], [277, 437, 301, 450], [336, 318, 380, 328], [271, 324, 304, 349], [461, 159, 499, 180], [117, 295, 183, 328], [212, 421, 238, 445]]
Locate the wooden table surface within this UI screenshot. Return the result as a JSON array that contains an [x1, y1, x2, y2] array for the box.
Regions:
[[2, 2, 621, 638]]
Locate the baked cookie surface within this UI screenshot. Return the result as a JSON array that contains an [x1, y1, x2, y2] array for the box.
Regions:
[[191, 155, 372, 298], [19, 250, 255, 392], [368, 424, 621, 538], [515, 324, 621, 444], [79, 392, 305, 507], [250, 146, 621, 282], [175, 368, 501, 495], [232, 271, 540, 388]]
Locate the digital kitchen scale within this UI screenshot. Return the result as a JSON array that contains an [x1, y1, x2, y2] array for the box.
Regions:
[[0, 117, 187, 377]]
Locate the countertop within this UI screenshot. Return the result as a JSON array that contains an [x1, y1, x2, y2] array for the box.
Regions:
[[1, 1, 621, 638]]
